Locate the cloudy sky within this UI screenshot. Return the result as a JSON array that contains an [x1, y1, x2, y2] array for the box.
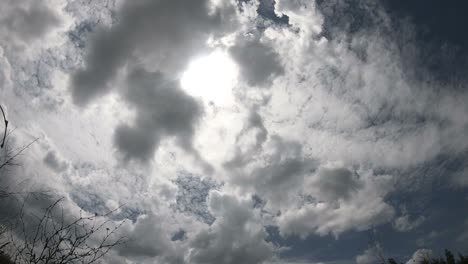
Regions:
[[1, 0, 468, 263]]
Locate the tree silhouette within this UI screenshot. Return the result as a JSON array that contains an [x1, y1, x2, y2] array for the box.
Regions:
[[1, 198, 125, 264], [0, 105, 125, 263]]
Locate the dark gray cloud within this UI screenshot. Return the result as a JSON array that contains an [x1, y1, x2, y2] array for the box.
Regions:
[[71, 0, 237, 105], [188, 191, 275, 264], [312, 167, 363, 201], [71, 28, 130, 105], [229, 133, 318, 208], [43, 150, 68, 172], [230, 37, 284, 87], [114, 69, 202, 161], [0, 0, 61, 44], [116, 213, 184, 264], [68, 0, 240, 166]]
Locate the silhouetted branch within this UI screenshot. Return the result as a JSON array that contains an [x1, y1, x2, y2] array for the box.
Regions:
[[0, 104, 8, 149], [0, 138, 39, 171], [2, 198, 126, 263]]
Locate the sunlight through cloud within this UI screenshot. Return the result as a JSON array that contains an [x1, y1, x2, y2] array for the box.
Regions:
[[181, 50, 238, 105]]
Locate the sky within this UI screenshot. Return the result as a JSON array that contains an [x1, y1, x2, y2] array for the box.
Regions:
[[0, 0, 468, 263]]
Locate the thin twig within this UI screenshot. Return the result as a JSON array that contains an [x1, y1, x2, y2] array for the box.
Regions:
[[0, 104, 8, 149], [0, 138, 39, 170], [5, 198, 126, 263]]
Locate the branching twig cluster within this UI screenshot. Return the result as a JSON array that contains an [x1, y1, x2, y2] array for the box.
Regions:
[[0, 104, 125, 263], [0, 138, 40, 172], [3, 198, 126, 264]]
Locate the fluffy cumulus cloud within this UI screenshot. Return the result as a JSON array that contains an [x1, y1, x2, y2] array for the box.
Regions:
[[1, 0, 468, 263], [278, 169, 395, 238], [188, 191, 275, 264], [227, 134, 318, 209], [115, 212, 186, 263], [309, 167, 364, 201]]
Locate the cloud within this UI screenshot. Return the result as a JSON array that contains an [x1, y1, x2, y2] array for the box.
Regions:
[[224, 111, 394, 238], [226, 123, 394, 238], [356, 248, 379, 264], [68, 0, 243, 167], [450, 155, 468, 188], [188, 191, 275, 264], [224, 110, 269, 169], [275, 0, 323, 37], [393, 213, 425, 232], [114, 68, 202, 161], [0, 0, 62, 46], [70, 0, 238, 105], [278, 170, 395, 237], [110, 190, 276, 264], [43, 149, 69, 172], [2, 0, 468, 263], [116, 212, 185, 264], [263, 1, 468, 184], [406, 249, 433, 264], [309, 167, 363, 201], [227, 134, 318, 209], [229, 36, 284, 87], [0, 0, 72, 104]]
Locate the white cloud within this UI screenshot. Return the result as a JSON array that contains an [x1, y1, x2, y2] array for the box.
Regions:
[[356, 248, 379, 264], [406, 249, 433, 264]]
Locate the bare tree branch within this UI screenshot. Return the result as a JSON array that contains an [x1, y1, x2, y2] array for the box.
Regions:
[[0, 104, 8, 149], [2, 198, 126, 264], [0, 138, 40, 171]]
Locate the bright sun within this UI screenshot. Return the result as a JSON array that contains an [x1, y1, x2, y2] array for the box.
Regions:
[[181, 50, 238, 105]]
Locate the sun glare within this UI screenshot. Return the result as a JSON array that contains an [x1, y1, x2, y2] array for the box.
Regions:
[[181, 50, 238, 105]]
